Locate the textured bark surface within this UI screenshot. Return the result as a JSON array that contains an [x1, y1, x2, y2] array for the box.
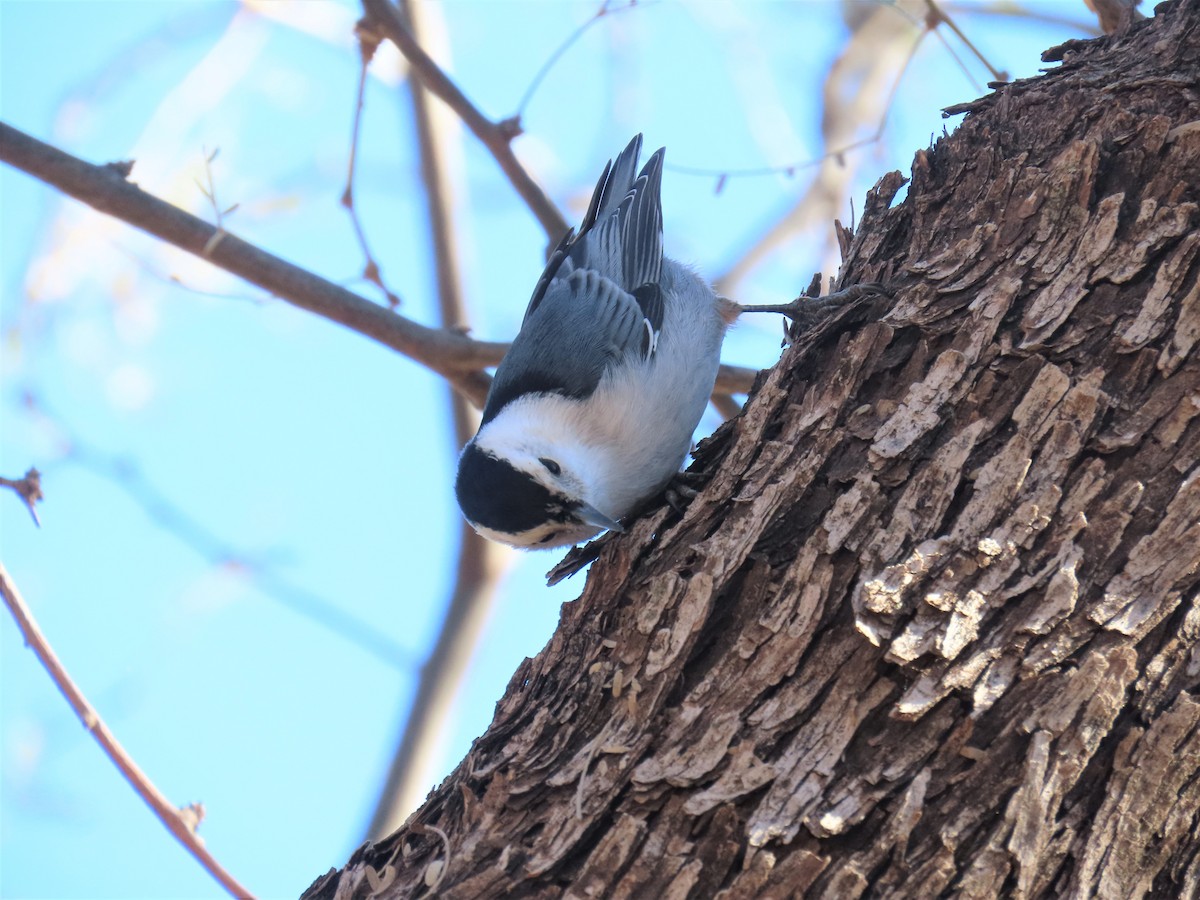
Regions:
[[305, 4, 1200, 897]]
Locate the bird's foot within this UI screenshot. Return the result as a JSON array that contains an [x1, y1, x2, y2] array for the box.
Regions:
[[742, 282, 889, 329], [663, 469, 709, 514]]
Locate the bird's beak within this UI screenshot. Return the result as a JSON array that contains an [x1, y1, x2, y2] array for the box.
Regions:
[[575, 501, 625, 533]]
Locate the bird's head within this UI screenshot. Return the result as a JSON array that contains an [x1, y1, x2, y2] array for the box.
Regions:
[[455, 436, 623, 550]]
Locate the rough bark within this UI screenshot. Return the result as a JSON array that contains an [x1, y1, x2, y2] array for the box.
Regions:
[[305, 4, 1200, 897]]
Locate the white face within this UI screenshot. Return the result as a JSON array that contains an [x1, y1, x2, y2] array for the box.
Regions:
[[466, 400, 623, 549], [466, 444, 608, 549]]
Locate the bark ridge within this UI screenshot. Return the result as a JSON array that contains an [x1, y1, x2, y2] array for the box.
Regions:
[[305, 3, 1200, 897]]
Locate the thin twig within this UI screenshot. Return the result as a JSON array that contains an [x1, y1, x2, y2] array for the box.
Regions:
[[513, 0, 649, 119], [927, 22, 985, 95], [942, 0, 1099, 36], [714, 13, 927, 296], [196, 147, 238, 258], [114, 242, 272, 304], [0, 563, 255, 900], [664, 133, 891, 181], [365, 0, 511, 841], [196, 146, 240, 226], [925, 0, 1009, 83], [667, 131, 902, 183], [359, 0, 569, 241], [343, 22, 403, 308], [0, 468, 43, 526]]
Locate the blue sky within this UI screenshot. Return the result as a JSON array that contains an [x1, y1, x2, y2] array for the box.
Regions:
[[1, 2, 1094, 897]]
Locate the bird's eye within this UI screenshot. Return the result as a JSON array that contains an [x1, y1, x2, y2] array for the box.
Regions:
[[539, 457, 562, 476], [538, 531, 559, 545]]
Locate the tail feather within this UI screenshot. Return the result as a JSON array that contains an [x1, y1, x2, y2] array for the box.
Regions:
[[582, 134, 644, 231], [573, 136, 664, 292]]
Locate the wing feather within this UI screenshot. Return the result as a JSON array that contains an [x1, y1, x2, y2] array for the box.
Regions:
[[485, 135, 668, 423]]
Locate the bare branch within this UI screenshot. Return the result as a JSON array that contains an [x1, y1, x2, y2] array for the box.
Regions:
[[0, 121, 497, 406], [925, 0, 1009, 83], [343, 22, 404, 308], [366, 0, 511, 841], [0, 123, 757, 416], [513, 1, 647, 119], [710, 394, 744, 421], [0, 467, 43, 526], [0, 562, 255, 900], [359, 0, 569, 241]]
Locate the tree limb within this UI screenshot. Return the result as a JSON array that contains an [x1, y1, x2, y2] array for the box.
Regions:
[[0, 121, 498, 407], [359, 0, 569, 241], [0, 563, 255, 900], [0, 122, 760, 404]]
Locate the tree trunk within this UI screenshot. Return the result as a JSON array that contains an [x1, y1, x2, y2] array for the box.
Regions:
[[305, 4, 1200, 897]]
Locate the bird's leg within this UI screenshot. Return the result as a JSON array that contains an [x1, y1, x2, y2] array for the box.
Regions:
[[663, 469, 708, 514], [736, 282, 889, 331]]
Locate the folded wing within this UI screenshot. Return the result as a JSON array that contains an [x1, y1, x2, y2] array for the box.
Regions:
[[483, 135, 667, 425]]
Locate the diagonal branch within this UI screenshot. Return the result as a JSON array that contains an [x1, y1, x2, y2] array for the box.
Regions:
[[359, 0, 569, 241], [0, 121, 497, 406], [0, 122, 760, 403], [0, 563, 255, 900], [342, 21, 404, 308]]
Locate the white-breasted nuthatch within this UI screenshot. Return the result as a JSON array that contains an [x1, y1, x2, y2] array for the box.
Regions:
[[455, 135, 879, 549]]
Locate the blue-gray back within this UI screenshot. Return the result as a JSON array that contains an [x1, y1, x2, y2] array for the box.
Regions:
[[482, 136, 668, 425]]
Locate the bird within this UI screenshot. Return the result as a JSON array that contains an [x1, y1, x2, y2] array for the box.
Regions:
[[455, 135, 881, 549]]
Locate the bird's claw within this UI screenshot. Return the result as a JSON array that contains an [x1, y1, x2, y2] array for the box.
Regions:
[[663, 470, 708, 514], [778, 282, 889, 327], [740, 281, 890, 344]]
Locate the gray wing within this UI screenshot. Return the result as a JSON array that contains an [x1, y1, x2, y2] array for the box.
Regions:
[[482, 268, 652, 424], [522, 137, 664, 337], [485, 137, 666, 424]]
